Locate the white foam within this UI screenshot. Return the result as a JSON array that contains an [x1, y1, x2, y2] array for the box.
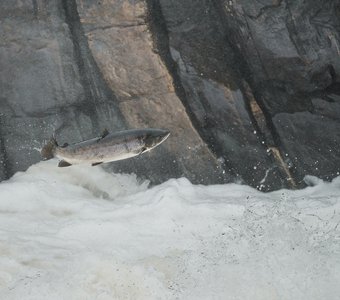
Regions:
[[0, 160, 339, 299]]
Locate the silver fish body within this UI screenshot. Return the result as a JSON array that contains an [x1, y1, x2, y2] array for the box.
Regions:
[[41, 128, 170, 167]]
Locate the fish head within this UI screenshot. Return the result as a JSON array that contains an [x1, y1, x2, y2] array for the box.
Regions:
[[141, 129, 170, 153]]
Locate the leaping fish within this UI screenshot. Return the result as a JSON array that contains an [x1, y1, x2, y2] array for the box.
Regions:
[[41, 128, 170, 167]]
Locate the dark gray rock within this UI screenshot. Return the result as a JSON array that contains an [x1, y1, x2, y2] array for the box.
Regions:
[[217, 0, 340, 183], [221, 0, 340, 112], [146, 0, 340, 188], [1, 0, 339, 190], [147, 0, 297, 190], [0, 0, 227, 186], [0, 0, 126, 179], [273, 96, 340, 181]]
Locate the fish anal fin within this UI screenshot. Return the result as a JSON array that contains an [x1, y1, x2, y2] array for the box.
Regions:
[[58, 160, 72, 167], [92, 162, 103, 166]]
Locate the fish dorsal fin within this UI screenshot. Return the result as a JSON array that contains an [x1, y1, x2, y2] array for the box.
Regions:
[[97, 129, 109, 142], [101, 128, 109, 138]]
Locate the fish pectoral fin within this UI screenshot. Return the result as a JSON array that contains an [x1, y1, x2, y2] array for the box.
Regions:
[[92, 162, 103, 166], [58, 160, 72, 167], [61, 143, 69, 148]]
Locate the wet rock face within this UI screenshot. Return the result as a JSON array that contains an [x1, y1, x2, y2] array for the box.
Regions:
[[218, 0, 340, 181], [149, 0, 292, 190], [0, 0, 126, 178], [0, 0, 339, 190], [0, 0, 227, 186], [149, 0, 340, 187]]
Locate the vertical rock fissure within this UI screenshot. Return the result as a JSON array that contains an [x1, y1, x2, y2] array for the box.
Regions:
[[0, 118, 10, 180], [61, 0, 126, 134], [250, 105, 298, 188], [242, 64, 299, 188], [211, 0, 298, 188], [145, 0, 235, 177], [144, 0, 202, 132], [32, 0, 38, 18]]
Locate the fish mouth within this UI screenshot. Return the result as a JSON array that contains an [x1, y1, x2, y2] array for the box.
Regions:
[[155, 129, 170, 146], [160, 130, 170, 143]]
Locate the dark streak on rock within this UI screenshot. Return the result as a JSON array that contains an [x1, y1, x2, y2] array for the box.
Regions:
[[85, 22, 146, 33], [285, 0, 307, 58], [145, 0, 233, 176], [32, 0, 38, 18], [61, 0, 126, 136], [0, 116, 10, 180], [212, 0, 299, 188], [247, 0, 284, 20]]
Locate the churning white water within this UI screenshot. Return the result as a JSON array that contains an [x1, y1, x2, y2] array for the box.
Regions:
[[0, 160, 339, 299]]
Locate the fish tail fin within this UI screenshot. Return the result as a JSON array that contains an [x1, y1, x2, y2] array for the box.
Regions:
[[41, 135, 58, 160]]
